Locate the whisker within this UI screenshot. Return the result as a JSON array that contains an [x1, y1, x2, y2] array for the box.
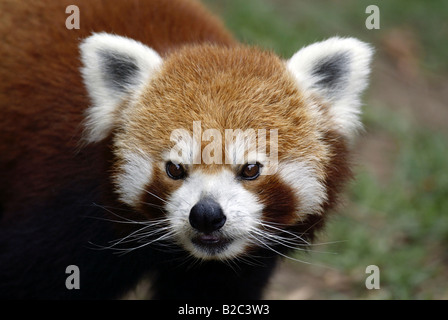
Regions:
[[88, 203, 136, 213], [250, 225, 340, 259], [221, 257, 242, 273], [254, 230, 308, 248], [131, 185, 170, 205], [130, 227, 174, 244], [249, 227, 308, 252], [297, 217, 325, 241], [87, 215, 150, 226], [233, 254, 267, 268], [89, 234, 178, 254], [103, 225, 156, 249], [138, 201, 165, 210], [107, 217, 173, 243], [133, 184, 192, 208], [257, 221, 311, 245], [87, 203, 176, 253], [257, 220, 345, 247], [247, 233, 314, 265], [142, 189, 169, 204], [109, 226, 172, 247], [113, 231, 177, 256], [90, 203, 142, 223], [253, 225, 342, 255], [306, 240, 348, 247]]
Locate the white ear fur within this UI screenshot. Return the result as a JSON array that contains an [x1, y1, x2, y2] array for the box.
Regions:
[[287, 37, 373, 138], [80, 32, 163, 143]]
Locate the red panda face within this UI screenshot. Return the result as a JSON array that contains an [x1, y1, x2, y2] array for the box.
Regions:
[[80, 34, 372, 260]]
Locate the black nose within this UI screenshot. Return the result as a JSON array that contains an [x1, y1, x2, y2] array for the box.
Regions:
[[189, 197, 226, 233]]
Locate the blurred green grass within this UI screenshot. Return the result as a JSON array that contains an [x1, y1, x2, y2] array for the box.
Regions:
[[204, 0, 448, 299], [206, 0, 448, 72]]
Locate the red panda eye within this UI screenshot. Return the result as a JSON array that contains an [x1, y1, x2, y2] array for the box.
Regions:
[[240, 163, 261, 180], [166, 162, 186, 180]]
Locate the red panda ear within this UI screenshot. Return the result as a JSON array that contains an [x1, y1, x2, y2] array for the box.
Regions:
[[80, 32, 163, 143], [286, 37, 373, 139]]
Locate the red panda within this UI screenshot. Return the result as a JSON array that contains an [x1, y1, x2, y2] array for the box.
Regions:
[[0, 0, 372, 299]]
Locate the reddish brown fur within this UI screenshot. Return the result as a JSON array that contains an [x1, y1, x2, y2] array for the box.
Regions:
[[0, 0, 351, 233], [321, 131, 353, 212], [245, 175, 299, 225]]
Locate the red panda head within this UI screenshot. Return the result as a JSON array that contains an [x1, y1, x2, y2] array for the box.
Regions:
[[80, 33, 372, 260]]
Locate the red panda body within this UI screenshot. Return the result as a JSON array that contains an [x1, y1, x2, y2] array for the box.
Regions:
[[0, 0, 372, 299]]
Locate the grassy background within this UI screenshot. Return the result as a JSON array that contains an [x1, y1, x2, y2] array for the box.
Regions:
[[203, 0, 448, 299]]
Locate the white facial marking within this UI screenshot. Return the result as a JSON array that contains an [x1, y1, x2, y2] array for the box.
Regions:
[[115, 150, 153, 207], [278, 161, 327, 216]]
